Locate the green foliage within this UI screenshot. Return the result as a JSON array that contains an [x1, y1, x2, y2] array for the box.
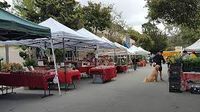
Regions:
[[14, 0, 83, 29], [23, 58, 37, 67], [142, 22, 168, 53], [83, 2, 112, 34], [146, 0, 200, 47], [182, 57, 200, 72], [54, 49, 64, 63], [18, 45, 29, 60], [126, 27, 143, 42], [19, 52, 29, 60], [105, 23, 125, 43], [183, 57, 200, 67], [168, 54, 182, 65], [146, 0, 200, 29], [18, 45, 37, 67], [137, 34, 154, 51], [177, 27, 200, 46], [0, 0, 11, 9], [126, 27, 154, 51]]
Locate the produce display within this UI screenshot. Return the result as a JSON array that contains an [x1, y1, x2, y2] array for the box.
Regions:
[[182, 58, 200, 72], [167, 54, 200, 72]]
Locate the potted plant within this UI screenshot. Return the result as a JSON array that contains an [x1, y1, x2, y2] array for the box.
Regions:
[[23, 58, 38, 67], [168, 55, 182, 71]]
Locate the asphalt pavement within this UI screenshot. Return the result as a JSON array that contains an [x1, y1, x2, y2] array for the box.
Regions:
[[0, 64, 199, 112]]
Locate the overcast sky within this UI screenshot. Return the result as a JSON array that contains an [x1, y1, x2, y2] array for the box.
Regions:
[[4, 0, 148, 32], [76, 0, 148, 32]]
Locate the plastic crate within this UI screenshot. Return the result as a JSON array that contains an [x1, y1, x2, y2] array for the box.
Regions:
[[169, 77, 181, 83], [169, 82, 182, 93]]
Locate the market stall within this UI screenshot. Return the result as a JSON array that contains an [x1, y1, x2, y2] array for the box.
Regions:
[[77, 66, 95, 75], [57, 69, 81, 89], [89, 66, 117, 83], [0, 70, 55, 96], [181, 72, 200, 91], [168, 54, 200, 94], [116, 65, 128, 73], [0, 9, 61, 96], [185, 39, 200, 52]]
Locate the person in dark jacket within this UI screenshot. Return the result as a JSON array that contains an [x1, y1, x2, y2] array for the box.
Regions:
[[132, 56, 139, 71], [153, 51, 165, 81]]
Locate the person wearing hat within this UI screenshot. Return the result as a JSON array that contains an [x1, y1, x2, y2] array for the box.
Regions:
[[182, 50, 190, 60], [153, 50, 165, 81]]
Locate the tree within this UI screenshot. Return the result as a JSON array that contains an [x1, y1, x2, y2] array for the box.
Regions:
[[14, 0, 84, 29], [14, 0, 40, 23], [0, 0, 10, 9], [137, 34, 154, 51], [146, 0, 200, 29], [126, 27, 143, 42], [142, 22, 168, 53], [175, 27, 200, 46], [82, 2, 112, 34], [104, 12, 126, 43]]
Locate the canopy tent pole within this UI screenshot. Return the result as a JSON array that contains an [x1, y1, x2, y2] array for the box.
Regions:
[[126, 49, 128, 65], [114, 48, 116, 64], [75, 46, 77, 61], [50, 38, 61, 95], [95, 45, 99, 66], [62, 38, 67, 91]]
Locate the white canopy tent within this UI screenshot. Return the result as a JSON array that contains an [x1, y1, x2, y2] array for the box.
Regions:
[[13, 18, 98, 49], [99, 42, 135, 56], [185, 39, 200, 52], [101, 36, 116, 47], [128, 45, 140, 55], [76, 28, 115, 49], [97, 42, 132, 56], [114, 42, 134, 54], [137, 47, 150, 55], [40, 18, 90, 41]]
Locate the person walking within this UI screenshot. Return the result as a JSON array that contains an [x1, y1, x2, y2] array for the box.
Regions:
[[153, 51, 165, 81], [132, 56, 138, 71]]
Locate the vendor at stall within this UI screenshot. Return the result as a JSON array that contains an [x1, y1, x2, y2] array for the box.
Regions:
[[182, 50, 190, 60]]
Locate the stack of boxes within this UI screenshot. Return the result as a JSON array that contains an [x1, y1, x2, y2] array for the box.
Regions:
[[168, 65, 182, 92]]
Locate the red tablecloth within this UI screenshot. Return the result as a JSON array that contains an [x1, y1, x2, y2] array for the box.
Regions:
[[89, 66, 117, 82], [58, 69, 81, 84], [137, 60, 146, 67], [116, 65, 128, 73], [181, 72, 200, 91], [77, 66, 94, 74], [0, 71, 55, 90]]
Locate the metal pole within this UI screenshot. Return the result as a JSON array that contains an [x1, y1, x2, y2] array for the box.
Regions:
[[114, 48, 116, 63], [95, 45, 99, 66], [62, 38, 67, 91], [75, 46, 77, 60], [50, 38, 61, 95], [62, 38, 65, 63]]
